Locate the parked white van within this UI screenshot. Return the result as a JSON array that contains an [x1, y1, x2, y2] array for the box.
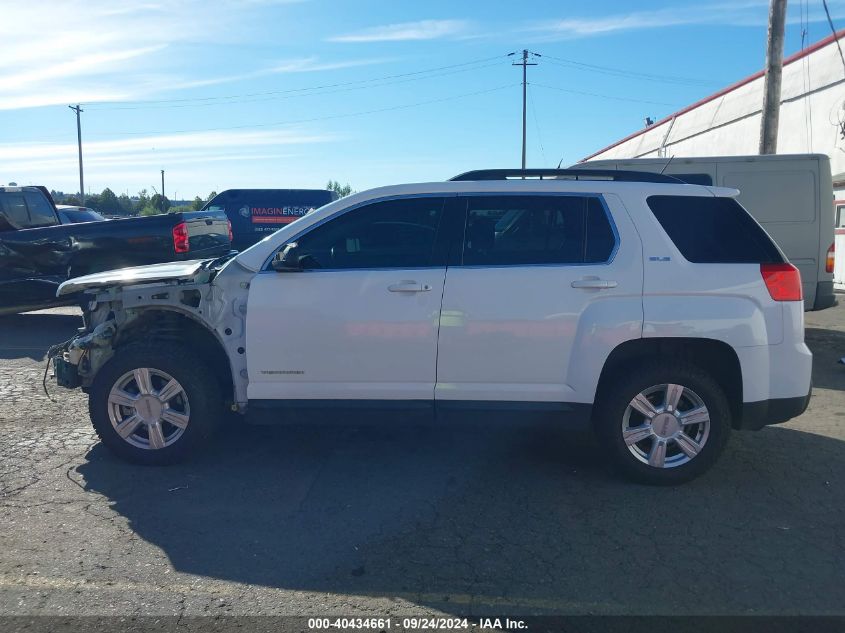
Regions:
[[834, 199, 845, 289], [578, 154, 836, 310]]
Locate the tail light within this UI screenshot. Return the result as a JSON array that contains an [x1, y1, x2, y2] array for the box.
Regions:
[[227, 219, 233, 244], [760, 263, 802, 301], [826, 242, 835, 274], [172, 221, 189, 254]]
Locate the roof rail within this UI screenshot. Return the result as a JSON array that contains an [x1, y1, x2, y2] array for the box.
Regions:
[[448, 168, 685, 184]]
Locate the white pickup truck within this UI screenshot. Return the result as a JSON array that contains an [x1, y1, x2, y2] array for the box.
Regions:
[[52, 169, 812, 485]]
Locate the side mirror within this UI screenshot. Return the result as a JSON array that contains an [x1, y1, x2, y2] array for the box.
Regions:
[[271, 242, 302, 272]]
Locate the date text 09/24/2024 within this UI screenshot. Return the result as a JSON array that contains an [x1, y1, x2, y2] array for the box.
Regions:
[[307, 617, 528, 630]]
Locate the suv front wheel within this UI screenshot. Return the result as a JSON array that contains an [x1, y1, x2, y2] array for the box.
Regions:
[[595, 360, 731, 485], [89, 342, 223, 465]]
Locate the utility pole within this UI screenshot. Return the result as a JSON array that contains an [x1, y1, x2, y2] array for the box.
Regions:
[[160, 170, 165, 211], [759, 0, 787, 154], [68, 105, 84, 205], [510, 50, 540, 169]]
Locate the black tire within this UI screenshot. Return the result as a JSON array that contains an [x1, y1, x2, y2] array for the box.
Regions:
[[594, 359, 731, 485], [89, 342, 223, 465]]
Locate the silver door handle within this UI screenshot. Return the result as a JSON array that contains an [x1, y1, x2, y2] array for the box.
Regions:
[[388, 281, 432, 293], [571, 279, 618, 289]]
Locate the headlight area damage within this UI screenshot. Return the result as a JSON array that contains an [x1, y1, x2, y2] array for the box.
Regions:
[[48, 256, 253, 411]]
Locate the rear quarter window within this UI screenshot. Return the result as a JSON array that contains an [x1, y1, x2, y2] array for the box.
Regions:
[[647, 195, 784, 264], [0, 192, 29, 227]]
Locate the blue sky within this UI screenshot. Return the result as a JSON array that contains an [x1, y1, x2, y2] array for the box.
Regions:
[[1, 0, 843, 199]]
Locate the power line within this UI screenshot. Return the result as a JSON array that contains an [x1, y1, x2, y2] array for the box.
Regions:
[[86, 60, 507, 111], [85, 83, 521, 137], [822, 0, 845, 77], [84, 55, 510, 110], [800, 0, 814, 151], [527, 85, 547, 166], [542, 55, 717, 87], [531, 82, 678, 107]]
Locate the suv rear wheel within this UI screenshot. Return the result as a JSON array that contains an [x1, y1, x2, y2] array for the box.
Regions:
[[89, 342, 223, 465], [595, 360, 731, 485]]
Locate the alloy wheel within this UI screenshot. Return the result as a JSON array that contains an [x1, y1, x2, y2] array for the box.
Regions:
[[621, 383, 711, 469], [107, 368, 190, 450]]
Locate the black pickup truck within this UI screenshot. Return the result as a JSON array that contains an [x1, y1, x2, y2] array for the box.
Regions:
[[0, 186, 232, 314]]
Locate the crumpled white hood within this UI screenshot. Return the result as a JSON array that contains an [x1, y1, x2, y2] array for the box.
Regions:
[[57, 259, 210, 296]]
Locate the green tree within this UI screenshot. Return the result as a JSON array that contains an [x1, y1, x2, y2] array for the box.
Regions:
[[137, 189, 150, 208], [118, 193, 134, 216], [85, 192, 102, 211], [326, 180, 354, 198], [97, 188, 121, 215], [150, 193, 170, 213], [191, 196, 205, 211], [139, 204, 160, 216], [63, 196, 82, 206]]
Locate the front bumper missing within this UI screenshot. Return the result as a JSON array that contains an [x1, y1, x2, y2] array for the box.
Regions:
[[53, 355, 81, 389], [48, 320, 116, 391]]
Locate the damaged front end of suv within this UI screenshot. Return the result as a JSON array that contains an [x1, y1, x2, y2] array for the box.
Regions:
[[50, 254, 253, 413]]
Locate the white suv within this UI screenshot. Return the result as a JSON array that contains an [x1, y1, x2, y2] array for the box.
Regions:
[[52, 169, 812, 484]]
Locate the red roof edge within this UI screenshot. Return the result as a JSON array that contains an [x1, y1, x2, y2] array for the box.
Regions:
[[580, 28, 845, 163]]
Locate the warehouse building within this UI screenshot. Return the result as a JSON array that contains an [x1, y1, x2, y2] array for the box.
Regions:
[[581, 29, 845, 289]]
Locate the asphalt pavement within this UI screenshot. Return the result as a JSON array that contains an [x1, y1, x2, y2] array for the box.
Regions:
[[1, 303, 844, 617]]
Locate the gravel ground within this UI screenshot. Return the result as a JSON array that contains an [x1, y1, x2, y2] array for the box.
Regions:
[[0, 303, 843, 617]]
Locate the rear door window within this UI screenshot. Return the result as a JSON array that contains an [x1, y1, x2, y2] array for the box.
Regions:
[[647, 195, 784, 263], [460, 195, 615, 266]]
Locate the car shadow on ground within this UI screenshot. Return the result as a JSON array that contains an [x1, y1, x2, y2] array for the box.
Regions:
[[0, 312, 83, 360], [806, 327, 845, 391], [76, 420, 845, 615]]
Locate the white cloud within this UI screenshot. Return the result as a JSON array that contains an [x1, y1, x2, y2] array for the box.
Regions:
[[527, 1, 845, 39], [180, 57, 391, 90], [0, 0, 310, 110], [0, 129, 335, 192], [0, 90, 135, 112], [528, 5, 750, 38], [0, 129, 333, 162], [2, 47, 166, 88], [328, 19, 470, 43]]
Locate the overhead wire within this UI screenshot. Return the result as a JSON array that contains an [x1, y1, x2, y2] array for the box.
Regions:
[[527, 84, 547, 166], [85, 83, 522, 137], [83, 55, 511, 109], [84, 51, 716, 113], [541, 55, 718, 87], [801, 0, 814, 151], [10, 51, 706, 148], [822, 0, 845, 76], [530, 82, 678, 107], [822, 0, 845, 147], [86, 61, 507, 111]]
